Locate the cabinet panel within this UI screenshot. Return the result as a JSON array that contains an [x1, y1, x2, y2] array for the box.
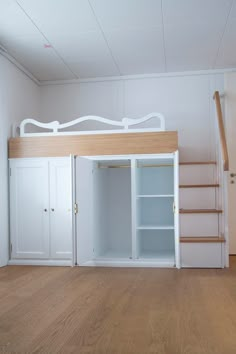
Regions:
[[181, 243, 222, 268], [10, 159, 50, 259], [49, 158, 72, 259], [76, 157, 94, 265]]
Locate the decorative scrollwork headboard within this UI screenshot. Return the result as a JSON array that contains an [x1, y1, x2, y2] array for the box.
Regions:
[[19, 112, 165, 137]]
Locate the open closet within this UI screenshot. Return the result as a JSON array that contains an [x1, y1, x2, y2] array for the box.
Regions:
[[76, 153, 179, 268]]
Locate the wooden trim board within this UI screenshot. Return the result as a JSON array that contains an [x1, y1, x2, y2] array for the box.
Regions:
[[213, 91, 229, 171], [180, 209, 223, 214], [9, 131, 178, 158], [179, 161, 216, 165], [179, 184, 220, 188], [180, 237, 225, 243]]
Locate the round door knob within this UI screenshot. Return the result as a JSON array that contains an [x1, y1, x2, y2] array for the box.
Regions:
[[44, 209, 47, 212], [230, 173, 236, 177], [231, 180, 235, 184], [51, 208, 55, 212]]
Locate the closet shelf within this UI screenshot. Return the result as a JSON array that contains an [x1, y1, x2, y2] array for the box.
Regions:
[[137, 194, 174, 198], [138, 252, 175, 261], [137, 225, 174, 230]]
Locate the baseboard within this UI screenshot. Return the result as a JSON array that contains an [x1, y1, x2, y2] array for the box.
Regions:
[[8, 259, 73, 266]]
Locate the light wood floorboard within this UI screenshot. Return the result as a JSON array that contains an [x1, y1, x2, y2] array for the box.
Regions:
[[0, 259, 236, 353]]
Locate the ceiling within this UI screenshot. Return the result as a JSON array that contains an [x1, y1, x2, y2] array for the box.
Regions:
[[0, 0, 236, 82]]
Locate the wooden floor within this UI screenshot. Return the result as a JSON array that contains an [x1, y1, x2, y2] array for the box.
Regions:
[[1, 260, 236, 354]]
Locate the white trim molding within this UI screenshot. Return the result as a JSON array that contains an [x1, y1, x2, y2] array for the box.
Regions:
[[19, 112, 165, 137]]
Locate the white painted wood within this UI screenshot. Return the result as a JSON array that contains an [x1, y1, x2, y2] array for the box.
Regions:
[[174, 151, 180, 268], [137, 194, 174, 198], [180, 214, 219, 237], [3, 0, 235, 80], [75, 153, 179, 267], [10, 158, 50, 259], [82, 259, 175, 268], [131, 158, 137, 259], [49, 157, 73, 260], [101, 27, 165, 75], [70, 155, 77, 266], [180, 188, 216, 209], [90, 0, 162, 30], [19, 112, 165, 137], [137, 226, 174, 230], [225, 73, 236, 255], [180, 243, 222, 268], [8, 259, 72, 266], [76, 157, 94, 265], [179, 165, 216, 184]]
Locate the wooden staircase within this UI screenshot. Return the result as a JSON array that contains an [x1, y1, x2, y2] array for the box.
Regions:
[[178, 161, 225, 267]]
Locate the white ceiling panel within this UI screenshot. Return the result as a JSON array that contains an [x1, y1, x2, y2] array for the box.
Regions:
[[215, 19, 236, 68], [165, 23, 225, 71], [0, 0, 236, 81], [17, 0, 98, 35], [2, 35, 76, 81], [90, 0, 162, 30], [68, 59, 120, 78], [162, 0, 232, 26], [104, 28, 165, 75], [0, 0, 39, 38], [47, 31, 117, 64]]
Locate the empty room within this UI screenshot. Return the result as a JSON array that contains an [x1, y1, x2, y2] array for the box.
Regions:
[[1, 0, 236, 353]]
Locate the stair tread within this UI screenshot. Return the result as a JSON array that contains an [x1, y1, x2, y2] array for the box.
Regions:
[[180, 236, 225, 243], [179, 161, 216, 165], [179, 184, 219, 188], [180, 209, 223, 214]]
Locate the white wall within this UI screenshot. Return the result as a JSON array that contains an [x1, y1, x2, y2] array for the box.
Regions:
[[225, 73, 236, 254], [0, 55, 39, 266], [40, 73, 224, 161]]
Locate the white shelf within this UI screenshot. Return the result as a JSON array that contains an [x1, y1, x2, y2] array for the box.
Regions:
[[137, 194, 174, 198], [137, 225, 174, 230], [95, 250, 131, 260], [138, 251, 175, 261]]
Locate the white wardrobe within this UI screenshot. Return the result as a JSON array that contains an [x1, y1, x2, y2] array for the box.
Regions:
[[9, 157, 73, 266], [8, 113, 180, 268], [76, 153, 179, 268], [9, 153, 179, 268]]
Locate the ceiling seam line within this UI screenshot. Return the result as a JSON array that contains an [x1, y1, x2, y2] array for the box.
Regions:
[[213, 0, 234, 69], [14, 0, 79, 79], [161, 0, 167, 72], [87, 0, 122, 76]]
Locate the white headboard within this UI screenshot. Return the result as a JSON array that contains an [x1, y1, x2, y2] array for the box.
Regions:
[[19, 112, 165, 137]]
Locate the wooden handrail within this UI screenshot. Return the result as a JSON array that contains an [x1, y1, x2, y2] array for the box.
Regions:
[[213, 91, 229, 171]]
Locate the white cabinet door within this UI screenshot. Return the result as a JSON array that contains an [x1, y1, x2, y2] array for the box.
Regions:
[[174, 151, 180, 269], [10, 159, 50, 259], [76, 157, 94, 265], [49, 158, 73, 260]]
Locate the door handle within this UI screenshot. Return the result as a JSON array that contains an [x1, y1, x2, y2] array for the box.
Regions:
[[230, 173, 236, 177], [51, 208, 55, 212], [44, 209, 47, 212]]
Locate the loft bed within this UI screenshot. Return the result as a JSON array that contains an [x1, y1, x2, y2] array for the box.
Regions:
[[8, 113, 178, 158]]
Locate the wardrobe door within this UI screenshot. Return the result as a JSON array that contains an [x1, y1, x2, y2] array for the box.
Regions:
[[49, 158, 73, 260], [76, 157, 94, 265], [10, 159, 50, 259]]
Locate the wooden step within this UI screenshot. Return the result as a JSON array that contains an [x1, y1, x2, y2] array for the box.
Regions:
[[180, 236, 225, 243], [179, 161, 216, 165], [180, 209, 223, 214], [179, 184, 219, 188]]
